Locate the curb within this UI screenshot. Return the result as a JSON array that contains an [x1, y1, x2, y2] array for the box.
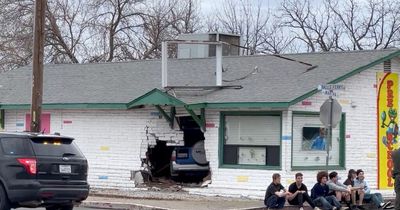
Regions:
[[80, 201, 169, 210], [80, 201, 267, 210], [89, 192, 185, 201], [80, 194, 396, 210]]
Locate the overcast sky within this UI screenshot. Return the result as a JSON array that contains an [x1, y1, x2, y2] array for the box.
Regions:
[[199, 0, 281, 15]]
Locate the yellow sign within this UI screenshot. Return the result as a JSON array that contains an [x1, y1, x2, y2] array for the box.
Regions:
[[367, 152, 376, 158], [236, 176, 249, 182], [100, 146, 110, 151], [377, 72, 399, 189]]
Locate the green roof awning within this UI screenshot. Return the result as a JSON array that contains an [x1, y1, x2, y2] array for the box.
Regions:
[[127, 88, 186, 108]]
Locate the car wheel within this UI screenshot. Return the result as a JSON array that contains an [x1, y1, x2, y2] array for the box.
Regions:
[[191, 141, 208, 165], [46, 204, 74, 210], [0, 185, 10, 210], [46, 206, 60, 210], [170, 164, 178, 177]]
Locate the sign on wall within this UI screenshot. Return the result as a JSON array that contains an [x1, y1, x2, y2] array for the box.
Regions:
[[377, 72, 399, 189]]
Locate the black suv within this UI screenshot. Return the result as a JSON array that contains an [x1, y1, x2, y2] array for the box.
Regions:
[[0, 132, 89, 210]]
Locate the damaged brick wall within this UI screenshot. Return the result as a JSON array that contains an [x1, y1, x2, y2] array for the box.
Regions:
[[139, 116, 184, 160]]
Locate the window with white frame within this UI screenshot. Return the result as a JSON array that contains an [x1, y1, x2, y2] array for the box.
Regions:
[[292, 113, 344, 168], [221, 113, 281, 167]]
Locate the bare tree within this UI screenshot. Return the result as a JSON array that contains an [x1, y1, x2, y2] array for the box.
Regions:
[[136, 0, 174, 59], [132, 0, 201, 59], [278, 0, 399, 52], [375, 0, 400, 48], [211, 0, 270, 55], [0, 1, 34, 72], [85, 0, 145, 62], [207, 0, 296, 55], [170, 0, 201, 34], [84, 0, 201, 61], [0, 0, 202, 69], [46, 0, 90, 63], [328, 0, 400, 50], [0, 0, 91, 69], [279, 0, 342, 52], [1, 0, 399, 72], [260, 23, 295, 54]]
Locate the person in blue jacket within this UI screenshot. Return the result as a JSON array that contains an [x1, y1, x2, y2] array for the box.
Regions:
[[311, 128, 326, 150]]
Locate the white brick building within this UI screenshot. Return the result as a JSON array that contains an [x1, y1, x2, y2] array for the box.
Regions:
[[0, 49, 400, 198]]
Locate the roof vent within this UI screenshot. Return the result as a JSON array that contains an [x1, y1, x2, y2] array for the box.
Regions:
[[384, 60, 391, 72], [177, 33, 241, 58]]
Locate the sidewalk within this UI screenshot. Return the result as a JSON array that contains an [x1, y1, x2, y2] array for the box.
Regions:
[[79, 188, 396, 210], [80, 188, 265, 210], [82, 196, 265, 210]]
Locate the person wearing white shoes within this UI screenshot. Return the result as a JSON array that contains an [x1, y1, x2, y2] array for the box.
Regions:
[[311, 171, 346, 210], [326, 171, 353, 209], [354, 169, 394, 209], [343, 169, 364, 210]]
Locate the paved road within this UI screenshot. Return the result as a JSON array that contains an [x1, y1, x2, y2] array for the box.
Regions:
[[19, 208, 96, 210]]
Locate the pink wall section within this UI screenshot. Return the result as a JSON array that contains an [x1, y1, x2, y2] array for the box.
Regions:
[[25, 113, 51, 134]]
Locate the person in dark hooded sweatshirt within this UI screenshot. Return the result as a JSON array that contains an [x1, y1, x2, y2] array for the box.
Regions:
[[311, 171, 344, 210], [392, 149, 400, 210]]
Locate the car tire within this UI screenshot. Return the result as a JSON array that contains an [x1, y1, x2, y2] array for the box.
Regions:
[[0, 185, 10, 210], [46, 204, 74, 210], [191, 141, 208, 165]]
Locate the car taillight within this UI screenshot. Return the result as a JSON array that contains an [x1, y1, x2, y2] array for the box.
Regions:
[[171, 150, 176, 161], [17, 158, 37, 175]]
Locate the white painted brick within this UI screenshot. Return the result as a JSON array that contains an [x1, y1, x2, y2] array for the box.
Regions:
[[2, 58, 399, 194]]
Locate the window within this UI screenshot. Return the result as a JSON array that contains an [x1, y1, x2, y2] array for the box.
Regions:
[[292, 113, 345, 168], [30, 138, 83, 157], [302, 127, 330, 150], [1, 138, 33, 156], [220, 112, 281, 168]]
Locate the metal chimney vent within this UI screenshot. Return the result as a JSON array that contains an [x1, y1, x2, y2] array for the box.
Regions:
[[384, 60, 391, 72]]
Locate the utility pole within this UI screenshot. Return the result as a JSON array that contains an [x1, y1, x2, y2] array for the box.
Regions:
[[30, 0, 46, 132], [326, 96, 333, 172]]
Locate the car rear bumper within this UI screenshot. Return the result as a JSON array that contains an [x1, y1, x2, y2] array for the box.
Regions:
[[171, 161, 209, 172], [7, 183, 89, 207]]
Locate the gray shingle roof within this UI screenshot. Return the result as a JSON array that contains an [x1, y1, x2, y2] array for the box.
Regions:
[[0, 48, 398, 106]]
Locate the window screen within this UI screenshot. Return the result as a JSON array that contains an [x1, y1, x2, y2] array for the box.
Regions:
[[292, 114, 343, 167], [222, 114, 281, 166]]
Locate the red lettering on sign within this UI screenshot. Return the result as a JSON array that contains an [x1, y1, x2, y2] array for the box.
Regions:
[[205, 123, 215, 128], [388, 80, 394, 88], [387, 80, 394, 107], [387, 133, 394, 187]]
